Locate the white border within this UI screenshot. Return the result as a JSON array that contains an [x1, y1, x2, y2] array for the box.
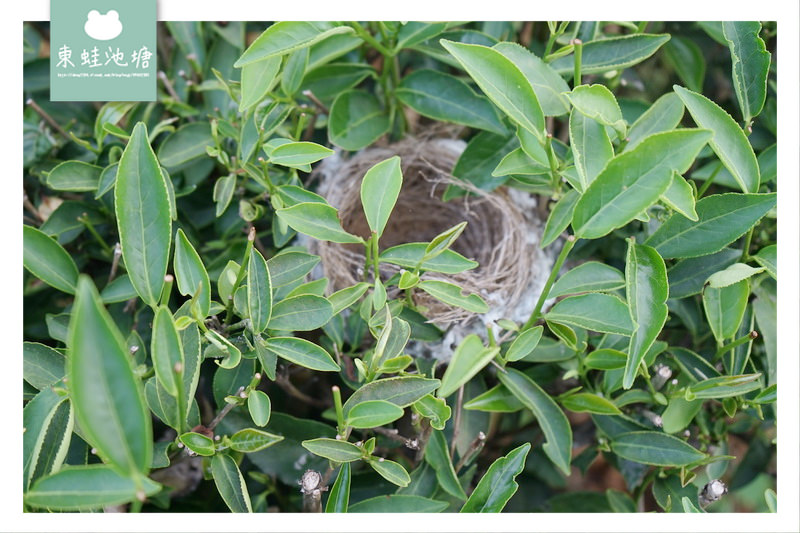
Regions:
[[4, 1, 799, 531]]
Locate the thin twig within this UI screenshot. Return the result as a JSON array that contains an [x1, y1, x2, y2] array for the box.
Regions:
[[108, 243, 122, 283], [23, 192, 45, 223], [300, 470, 325, 513], [207, 387, 244, 430], [449, 385, 465, 459], [371, 427, 420, 450], [158, 71, 182, 102], [454, 431, 486, 473], [26, 98, 69, 139], [302, 90, 330, 115], [275, 369, 327, 409]]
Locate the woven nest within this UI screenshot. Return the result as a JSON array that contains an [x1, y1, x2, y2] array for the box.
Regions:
[[306, 129, 555, 338]]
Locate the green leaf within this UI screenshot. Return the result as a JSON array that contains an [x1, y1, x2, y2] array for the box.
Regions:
[[550, 34, 671, 76], [345, 400, 404, 429], [94, 102, 135, 148], [541, 189, 579, 247], [46, 161, 101, 192], [463, 384, 524, 413], [179, 431, 215, 456], [379, 243, 478, 274], [623, 242, 669, 390], [328, 89, 390, 151], [213, 174, 236, 217], [493, 42, 570, 116], [281, 47, 309, 96], [667, 248, 741, 298], [437, 335, 499, 398], [301, 438, 363, 462], [569, 108, 614, 189], [276, 202, 362, 244], [674, 85, 759, 193], [441, 40, 544, 138], [23, 388, 72, 490], [395, 22, 449, 51], [550, 262, 625, 298], [572, 129, 711, 239], [447, 130, 517, 194], [268, 295, 333, 331], [505, 326, 543, 362], [67, 277, 151, 475], [329, 282, 370, 314], [687, 374, 762, 400], [682, 496, 704, 513], [546, 293, 634, 336], [566, 84, 626, 138], [269, 141, 333, 168], [662, 173, 698, 221], [342, 376, 441, 417], [625, 92, 685, 151], [492, 147, 549, 177], [211, 454, 253, 513], [610, 431, 706, 466], [24, 465, 160, 511], [396, 70, 506, 134], [368, 457, 410, 487], [703, 279, 750, 343], [229, 428, 284, 453], [248, 390, 271, 427], [424, 430, 466, 500], [23, 225, 79, 294], [151, 306, 184, 397], [584, 348, 628, 370], [723, 22, 770, 124], [173, 229, 211, 318], [661, 397, 703, 434], [264, 336, 339, 371], [417, 280, 489, 314], [349, 494, 448, 513], [460, 442, 530, 512], [157, 122, 214, 171], [235, 22, 353, 66], [707, 263, 765, 288], [239, 56, 281, 111], [498, 369, 571, 475], [247, 249, 273, 333], [115, 122, 172, 307], [266, 251, 320, 288], [23, 342, 65, 390], [360, 156, 403, 238], [325, 463, 351, 513], [561, 393, 622, 415], [753, 244, 777, 279], [663, 36, 706, 93], [411, 394, 451, 430]]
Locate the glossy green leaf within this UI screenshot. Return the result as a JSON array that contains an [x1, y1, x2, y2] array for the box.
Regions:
[[610, 431, 706, 466], [235, 22, 353, 66], [239, 56, 281, 111], [115, 122, 171, 307], [492, 147, 549, 177], [623, 242, 669, 389], [360, 156, 403, 238], [67, 277, 151, 475], [173, 229, 211, 318], [707, 263, 765, 288], [550, 34, 671, 76], [281, 47, 309, 96], [379, 243, 478, 274], [349, 494, 448, 513], [498, 368, 571, 475], [687, 373, 762, 399], [270, 141, 333, 168], [213, 174, 236, 217], [703, 279, 749, 343], [493, 42, 570, 116], [24, 465, 160, 511], [328, 89, 390, 151], [546, 293, 634, 336], [301, 438, 363, 462], [674, 85, 759, 193], [368, 457, 410, 487], [663, 36, 706, 93], [584, 348, 628, 370], [325, 463, 351, 512], [667, 248, 741, 298], [438, 335, 499, 398], [267, 251, 320, 288], [342, 376, 440, 417], [418, 280, 488, 314], [229, 428, 284, 453], [211, 454, 252, 513], [179, 431, 215, 456], [329, 282, 370, 314], [300, 63, 374, 101], [566, 84, 626, 137], [94, 102, 135, 147], [247, 249, 272, 333], [662, 173, 698, 221], [151, 306, 184, 397], [205, 329, 241, 369], [569, 108, 614, 189], [541, 189, 579, 247], [505, 326, 543, 362], [463, 384, 524, 413], [561, 393, 622, 415], [550, 262, 625, 298], [345, 400, 404, 429], [264, 336, 339, 371], [447, 130, 517, 193], [441, 40, 545, 138], [411, 394, 451, 430], [23, 225, 79, 294], [625, 92, 685, 151], [157, 122, 214, 170], [276, 202, 362, 244], [547, 320, 581, 351], [424, 429, 466, 500], [46, 161, 101, 192], [248, 390, 271, 427], [395, 22, 449, 51], [396, 69, 506, 134], [572, 129, 711, 239], [23, 342, 65, 390], [460, 442, 530, 512], [753, 244, 777, 279], [23, 387, 72, 490], [723, 22, 770, 124], [661, 397, 703, 434], [267, 295, 333, 331]]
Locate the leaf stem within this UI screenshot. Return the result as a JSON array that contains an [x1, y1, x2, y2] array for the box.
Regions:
[[571, 39, 583, 87], [715, 330, 758, 361], [348, 22, 393, 57], [522, 235, 577, 331], [332, 386, 345, 435], [225, 227, 256, 324], [696, 161, 723, 198], [739, 227, 754, 262], [370, 232, 380, 282], [159, 275, 174, 307], [78, 213, 113, 256]]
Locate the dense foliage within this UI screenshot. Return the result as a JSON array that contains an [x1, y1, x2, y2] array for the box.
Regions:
[[22, 21, 777, 513]]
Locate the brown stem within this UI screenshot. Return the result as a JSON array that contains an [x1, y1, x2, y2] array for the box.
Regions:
[[449, 385, 465, 459], [300, 470, 325, 513], [23, 192, 45, 223], [275, 369, 327, 409], [108, 243, 122, 283], [207, 387, 243, 430], [158, 71, 182, 102], [26, 98, 69, 139], [371, 427, 420, 450], [302, 90, 330, 115], [454, 431, 486, 473]]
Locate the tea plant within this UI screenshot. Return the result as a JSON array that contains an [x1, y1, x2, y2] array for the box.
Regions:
[[22, 21, 777, 513]]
